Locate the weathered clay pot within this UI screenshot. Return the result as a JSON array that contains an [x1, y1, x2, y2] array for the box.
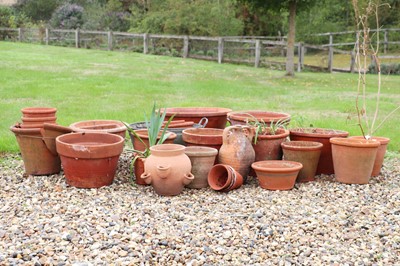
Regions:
[[349, 136, 390, 176], [281, 141, 323, 182], [69, 120, 126, 138], [208, 164, 243, 192], [141, 144, 194, 196], [21, 116, 57, 128], [251, 160, 303, 190], [133, 156, 147, 186], [131, 129, 177, 152], [40, 123, 73, 155], [253, 128, 290, 161], [184, 146, 218, 189], [10, 125, 61, 175], [227, 110, 291, 126], [182, 128, 224, 150], [330, 137, 379, 184], [159, 107, 232, 129], [289, 128, 349, 175], [56, 132, 124, 188], [21, 107, 57, 118], [218, 125, 255, 180]]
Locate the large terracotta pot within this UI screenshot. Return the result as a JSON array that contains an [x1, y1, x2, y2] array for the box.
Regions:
[[159, 107, 232, 129], [184, 146, 218, 189], [141, 144, 194, 196], [182, 128, 224, 150], [251, 160, 303, 190], [330, 137, 379, 184], [218, 125, 255, 180], [349, 136, 390, 176], [10, 126, 61, 175], [253, 128, 290, 161], [56, 132, 124, 188], [131, 129, 177, 152], [21, 107, 57, 118], [289, 128, 349, 175], [69, 120, 126, 138], [281, 141, 323, 182], [208, 164, 243, 192], [227, 110, 291, 126]]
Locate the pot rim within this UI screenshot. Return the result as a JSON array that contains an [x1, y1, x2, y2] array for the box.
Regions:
[[281, 140, 323, 151], [159, 107, 232, 117], [150, 143, 186, 154], [21, 116, 57, 122], [349, 136, 390, 145], [256, 128, 290, 140], [184, 146, 218, 157], [289, 127, 349, 138], [227, 110, 291, 122], [252, 160, 303, 173], [69, 120, 126, 134], [10, 125, 42, 135], [133, 129, 177, 140], [330, 137, 380, 148], [182, 128, 223, 144], [21, 107, 57, 115]]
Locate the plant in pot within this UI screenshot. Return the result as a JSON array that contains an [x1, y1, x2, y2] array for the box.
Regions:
[[331, 1, 399, 184]]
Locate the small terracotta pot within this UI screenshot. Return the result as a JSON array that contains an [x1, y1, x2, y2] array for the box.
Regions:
[[208, 164, 243, 192], [69, 120, 126, 138], [56, 132, 124, 188], [349, 136, 390, 176], [281, 141, 323, 182], [131, 129, 177, 152], [253, 128, 290, 161], [184, 146, 218, 189], [21, 107, 57, 118], [289, 128, 348, 175], [251, 160, 303, 190], [330, 137, 379, 184], [182, 128, 224, 151], [134, 156, 147, 186], [227, 110, 291, 126]]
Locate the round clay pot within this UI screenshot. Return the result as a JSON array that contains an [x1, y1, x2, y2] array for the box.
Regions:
[[131, 129, 177, 152], [182, 128, 224, 150], [158, 107, 232, 129], [208, 164, 243, 192], [251, 160, 303, 190], [227, 110, 291, 126], [330, 137, 379, 184], [10, 125, 61, 175], [141, 144, 194, 196], [21, 116, 57, 128], [184, 146, 218, 189], [69, 120, 126, 138], [253, 128, 290, 161], [281, 141, 323, 182], [289, 128, 349, 175], [56, 132, 124, 188], [349, 136, 390, 176], [21, 107, 57, 118]]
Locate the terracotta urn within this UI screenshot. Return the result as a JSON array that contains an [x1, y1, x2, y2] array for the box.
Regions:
[[131, 129, 177, 152], [140, 144, 194, 196], [289, 128, 349, 175], [227, 110, 291, 126], [218, 125, 255, 180], [281, 141, 323, 182], [182, 128, 224, 151], [184, 146, 218, 189], [208, 164, 243, 192], [69, 120, 127, 138], [349, 136, 390, 176], [330, 137, 379, 184], [56, 132, 124, 188], [21, 107, 57, 118], [251, 160, 303, 190]]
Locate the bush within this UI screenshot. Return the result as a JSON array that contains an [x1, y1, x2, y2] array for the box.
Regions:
[[101, 11, 131, 32], [15, 0, 61, 22], [369, 62, 400, 75], [0, 6, 30, 28], [50, 3, 84, 29]]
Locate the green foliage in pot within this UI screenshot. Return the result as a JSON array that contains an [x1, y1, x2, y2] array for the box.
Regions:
[[243, 113, 290, 144]]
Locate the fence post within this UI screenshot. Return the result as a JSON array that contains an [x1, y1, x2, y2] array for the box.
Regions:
[[328, 33, 333, 73], [45, 28, 49, 45], [384, 29, 388, 54], [350, 50, 355, 73], [297, 43, 303, 72], [218, 37, 224, 64], [143, 33, 149, 54], [18, 28, 24, 42], [254, 40, 261, 68], [75, 28, 80, 48], [183, 36, 189, 58], [107, 31, 113, 51]]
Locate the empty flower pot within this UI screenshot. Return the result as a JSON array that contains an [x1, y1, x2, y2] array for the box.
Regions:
[[131, 129, 177, 152], [208, 164, 243, 192], [184, 146, 218, 189], [69, 120, 127, 139], [182, 128, 224, 151], [227, 110, 291, 126]]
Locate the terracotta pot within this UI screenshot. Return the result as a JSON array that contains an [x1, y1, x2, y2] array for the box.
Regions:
[[349, 136, 390, 176], [21, 116, 57, 128], [10, 125, 61, 175], [289, 128, 349, 175], [208, 164, 243, 192], [218, 125, 255, 180], [184, 146, 218, 189], [141, 144, 194, 196], [330, 137, 379, 184], [69, 120, 126, 138], [251, 160, 303, 190], [159, 107, 232, 129], [131, 129, 177, 152], [182, 128, 224, 150], [253, 128, 290, 161], [134, 156, 147, 186], [227, 110, 291, 126], [281, 141, 323, 182], [20, 122, 56, 129], [40, 123, 73, 155], [21, 107, 57, 118], [56, 132, 124, 188]]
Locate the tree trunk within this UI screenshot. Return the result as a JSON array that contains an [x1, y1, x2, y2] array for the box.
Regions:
[[286, 0, 296, 77]]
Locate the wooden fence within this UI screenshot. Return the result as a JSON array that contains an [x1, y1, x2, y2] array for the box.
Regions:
[[1, 27, 399, 73]]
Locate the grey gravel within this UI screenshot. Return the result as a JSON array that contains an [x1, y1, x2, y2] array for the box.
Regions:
[[0, 151, 399, 265]]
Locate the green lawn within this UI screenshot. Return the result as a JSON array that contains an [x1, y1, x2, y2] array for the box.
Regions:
[[1, 41, 399, 155]]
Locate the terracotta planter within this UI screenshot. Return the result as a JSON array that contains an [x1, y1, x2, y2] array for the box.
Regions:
[[281, 141, 323, 182], [56, 132, 124, 188], [10, 125, 61, 175], [141, 144, 194, 196], [289, 128, 349, 175], [184, 146, 218, 189], [159, 107, 232, 129], [40, 123, 73, 155], [253, 128, 290, 161], [349, 136, 390, 176], [69, 120, 126, 138], [330, 137, 379, 184], [251, 160, 303, 190], [134, 156, 147, 186], [21, 116, 57, 128], [227, 110, 291, 126], [208, 164, 243, 192], [182, 128, 224, 150], [21, 107, 57, 118], [131, 129, 177, 152]]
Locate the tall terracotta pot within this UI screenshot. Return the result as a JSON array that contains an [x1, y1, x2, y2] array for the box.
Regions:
[[330, 137, 379, 184], [208, 164, 243, 192], [184, 146, 218, 189]]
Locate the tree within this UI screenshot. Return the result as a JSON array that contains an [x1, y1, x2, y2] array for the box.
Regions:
[[14, 0, 61, 22]]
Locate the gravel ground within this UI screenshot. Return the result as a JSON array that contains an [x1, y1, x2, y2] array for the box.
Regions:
[[0, 151, 399, 266]]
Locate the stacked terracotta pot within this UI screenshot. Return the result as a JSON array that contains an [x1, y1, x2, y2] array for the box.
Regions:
[[20, 107, 57, 128]]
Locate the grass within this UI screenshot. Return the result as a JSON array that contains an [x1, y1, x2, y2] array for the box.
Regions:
[[1, 41, 399, 154]]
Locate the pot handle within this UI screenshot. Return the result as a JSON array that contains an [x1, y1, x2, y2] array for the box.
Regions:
[[157, 165, 171, 179], [140, 172, 152, 184], [183, 172, 195, 185]]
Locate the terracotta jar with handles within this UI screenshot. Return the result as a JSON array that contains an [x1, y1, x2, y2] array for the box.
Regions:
[[218, 125, 255, 180]]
